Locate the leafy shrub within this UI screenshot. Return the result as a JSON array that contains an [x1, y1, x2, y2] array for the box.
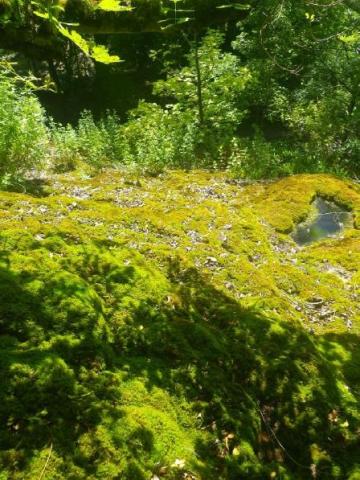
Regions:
[[0, 75, 48, 182], [49, 111, 122, 171], [289, 92, 360, 175], [228, 134, 291, 180], [117, 102, 197, 174], [115, 30, 251, 173], [227, 130, 346, 180], [262, 45, 360, 177], [76, 111, 117, 167], [49, 121, 81, 172]]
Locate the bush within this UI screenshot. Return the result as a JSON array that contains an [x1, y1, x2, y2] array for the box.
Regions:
[[227, 131, 341, 180], [77, 111, 118, 167], [114, 30, 251, 174], [49, 111, 122, 172], [49, 122, 81, 173], [266, 75, 360, 176], [117, 102, 198, 174], [227, 133, 292, 180], [0, 76, 48, 182]]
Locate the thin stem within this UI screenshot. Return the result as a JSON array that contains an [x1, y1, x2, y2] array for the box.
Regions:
[[194, 33, 204, 125]]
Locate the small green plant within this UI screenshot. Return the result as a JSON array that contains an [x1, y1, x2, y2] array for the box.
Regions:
[[49, 111, 122, 171], [0, 75, 48, 183], [0, 171, 359, 478], [228, 132, 297, 180], [76, 111, 114, 167], [117, 102, 197, 174], [49, 121, 81, 172]]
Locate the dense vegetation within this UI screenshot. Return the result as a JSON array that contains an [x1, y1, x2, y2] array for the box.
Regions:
[[0, 1, 360, 479], [0, 0, 359, 180]]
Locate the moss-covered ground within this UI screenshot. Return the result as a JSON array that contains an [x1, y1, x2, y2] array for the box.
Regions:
[[0, 171, 359, 479]]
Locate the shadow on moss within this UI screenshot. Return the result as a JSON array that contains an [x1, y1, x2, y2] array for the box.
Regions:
[[119, 258, 360, 479], [3, 178, 51, 198], [0, 245, 359, 479]]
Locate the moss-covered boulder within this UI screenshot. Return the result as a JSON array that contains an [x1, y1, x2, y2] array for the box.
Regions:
[[0, 171, 359, 479]]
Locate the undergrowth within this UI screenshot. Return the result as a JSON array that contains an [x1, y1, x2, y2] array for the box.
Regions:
[[1, 28, 359, 182]]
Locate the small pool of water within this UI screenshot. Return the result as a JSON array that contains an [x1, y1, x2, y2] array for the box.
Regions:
[[292, 197, 353, 246]]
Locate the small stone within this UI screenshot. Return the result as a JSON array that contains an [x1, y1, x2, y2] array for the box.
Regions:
[[205, 257, 218, 268], [38, 205, 48, 214], [224, 281, 235, 291], [219, 232, 227, 242], [68, 202, 78, 211]]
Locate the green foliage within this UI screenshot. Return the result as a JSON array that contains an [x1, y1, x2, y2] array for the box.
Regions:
[[76, 111, 119, 166], [227, 133, 338, 180], [50, 111, 122, 170], [49, 121, 81, 172], [99, 15, 358, 177], [44, 11, 359, 177], [115, 30, 251, 172], [155, 30, 250, 135], [230, 0, 360, 176], [227, 135, 293, 180], [1, 1, 359, 178], [1, 0, 126, 64], [97, 0, 133, 12], [0, 75, 47, 182], [57, 25, 121, 64], [264, 47, 360, 175], [117, 102, 197, 173]]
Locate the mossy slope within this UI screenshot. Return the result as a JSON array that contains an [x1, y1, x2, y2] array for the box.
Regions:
[[0, 172, 359, 479]]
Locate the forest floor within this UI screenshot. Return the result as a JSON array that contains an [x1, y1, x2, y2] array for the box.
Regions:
[[0, 170, 359, 479]]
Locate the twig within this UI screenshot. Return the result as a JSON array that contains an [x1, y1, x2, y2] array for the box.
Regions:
[[38, 442, 53, 480], [257, 401, 339, 477], [306, 0, 344, 7], [258, 402, 310, 470]]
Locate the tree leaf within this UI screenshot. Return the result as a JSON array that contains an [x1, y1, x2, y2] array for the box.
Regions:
[[339, 32, 360, 44], [97, 0, 133, 12], [33, 10, 50, 20], [91, 44, 121, 63], [58, 27, 90, 55]]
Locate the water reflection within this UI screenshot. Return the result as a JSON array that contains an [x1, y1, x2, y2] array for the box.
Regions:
[[292, 197, 353, 246]]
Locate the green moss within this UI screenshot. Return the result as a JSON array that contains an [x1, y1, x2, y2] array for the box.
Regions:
[[0, 171, 359, 478]]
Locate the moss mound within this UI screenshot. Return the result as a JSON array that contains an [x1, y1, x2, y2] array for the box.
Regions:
[[0, 171, 359, 479]]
